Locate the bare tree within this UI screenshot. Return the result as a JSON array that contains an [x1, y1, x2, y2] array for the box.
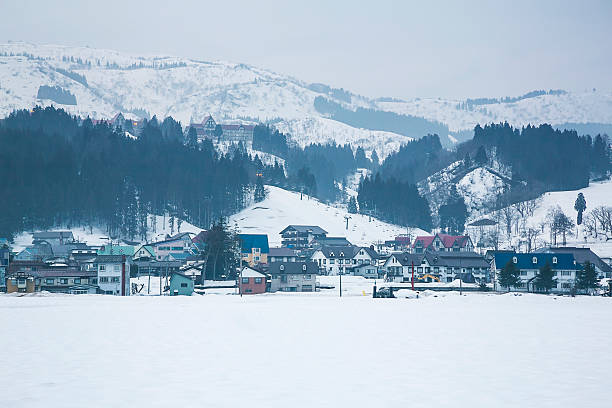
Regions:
[[525, 227, 541, 252]]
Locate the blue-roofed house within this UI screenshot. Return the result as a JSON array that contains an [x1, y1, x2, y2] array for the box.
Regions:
[[97, 245, 135, 257], [239, 234, 269, 266], [491, 251, 582, 293]]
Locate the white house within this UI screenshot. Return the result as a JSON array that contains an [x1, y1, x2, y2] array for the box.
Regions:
[[95, 254, 131, 295], [151, 232, 194, 261], [311, 246, 359, 276]]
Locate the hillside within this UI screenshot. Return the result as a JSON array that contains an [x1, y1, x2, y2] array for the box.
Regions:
[[229, 185, 425, 247], [2, 42, 612, 157]]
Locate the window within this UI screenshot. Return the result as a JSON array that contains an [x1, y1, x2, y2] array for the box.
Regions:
[[302, 285, 313, 292], [323, 259, 326, 264], [172, 246, 182, 251], [302, 264, 307, 271], [280, 264, 285, 271], [111, 277, 120, 283], [329, 252, 334, 257], [242, 277, 249, 284], [74, 278, 81, 284], [99, 265, 105, 271], [330, 259, 335, 264], [180, 283, 188, 288], [255, 277, 262, 284], [45, 278, 54, 284], [303, 275, 311, 280], [512, 257, 518, 264], [99, 277, 109, 283], [520, 271, 527, 276], [561, 271, 572, 276], [254, 256, 260, 261], [532, 257, 538, 264], [114, 265, 120, 272], [91, 278, 97, 284], [60, 278, 68, 284], [552, 257, 558, 264]]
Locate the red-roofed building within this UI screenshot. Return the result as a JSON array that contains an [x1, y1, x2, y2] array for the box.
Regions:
[[412, 233, 473, 253]]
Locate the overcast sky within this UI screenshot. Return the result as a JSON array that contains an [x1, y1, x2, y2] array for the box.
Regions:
[[2, 0, 611, 98]]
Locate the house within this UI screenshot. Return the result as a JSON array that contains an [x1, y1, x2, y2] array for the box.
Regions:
[[192, 230, 209, 254], [98, 245, 135, 257], [220, 123, 255, 143], [5, 268, 98, 294], [423, 252, 490, 283], [238, 266, 267, 294], [151, 233, 194, 261], [269, 261, 318, 292], [15, 242, 54, 261], [95, 254, 131, 295], [133, 245, 155, 260], [32, 231, 74, 246], [238, 234, 269, 266], [268, 247, 298, 263], [491, 252, 582, 293], [538, 247, 612, 279], [169, 272, 194, 296], [280, 225, 327, 249], [188, 116, 255, 143], [381, 253, 425, 282], [412, 233, 474, 253], [345, 263, 379, 279], [164, 252, 195, 263], [382, 251, 489, 283], [5, 273, 36, 293], [310, 246, 359, 276]]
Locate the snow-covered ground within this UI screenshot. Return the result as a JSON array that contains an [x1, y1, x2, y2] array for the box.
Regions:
[[10, 214, 203, 251], [229, 185, 426, 247], [1, 292, 611, 408]]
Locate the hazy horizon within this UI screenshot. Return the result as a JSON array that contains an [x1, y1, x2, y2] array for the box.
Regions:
[[2, 0, 611, 99]]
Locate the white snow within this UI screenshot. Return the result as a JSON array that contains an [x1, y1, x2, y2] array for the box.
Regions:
[[1, 291, 611, 407], [229, 185, 427, 247], [10, 214, 203, 251]]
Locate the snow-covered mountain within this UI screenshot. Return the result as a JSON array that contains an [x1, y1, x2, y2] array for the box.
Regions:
[[2, 41, 612, 158]]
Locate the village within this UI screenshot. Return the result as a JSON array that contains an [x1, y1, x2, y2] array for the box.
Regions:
[[2, 223, 611, 298]]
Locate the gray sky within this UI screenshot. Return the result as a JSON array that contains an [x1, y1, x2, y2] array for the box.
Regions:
[[2, 0, 611, 98]]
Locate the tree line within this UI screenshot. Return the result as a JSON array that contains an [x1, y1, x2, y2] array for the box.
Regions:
[[0, 106, 283, 241]]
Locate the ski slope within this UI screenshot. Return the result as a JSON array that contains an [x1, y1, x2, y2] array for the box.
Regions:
[[229, 185, 426, 247], [1, 292, 611, 408]]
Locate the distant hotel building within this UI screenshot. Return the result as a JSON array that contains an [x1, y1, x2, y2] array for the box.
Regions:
[[188, 115, 255, 143]]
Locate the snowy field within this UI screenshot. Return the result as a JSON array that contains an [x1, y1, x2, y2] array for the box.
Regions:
[[230, 185, 425, 247], [1, 291, 611, 408]]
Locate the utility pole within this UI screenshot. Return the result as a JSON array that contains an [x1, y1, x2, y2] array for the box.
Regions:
[[344, 215, 351, 230], [411, 261, 415, 291], [339, 271, 342, 297]]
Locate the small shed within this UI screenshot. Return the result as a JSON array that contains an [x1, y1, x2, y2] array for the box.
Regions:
[[169, 272, 194, 296]]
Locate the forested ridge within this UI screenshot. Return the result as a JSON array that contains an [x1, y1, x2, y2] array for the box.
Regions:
[[0, 107, 284, 240]]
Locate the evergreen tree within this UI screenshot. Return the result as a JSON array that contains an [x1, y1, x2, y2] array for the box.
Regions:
[[463, 152, 472, 168], [574, 193, 586, 226], [535, 262, 557, 293], [186, 126, 198, 148], [575, 261, 598, 293], [438, 185, 467, 234], [254, 176, 266, 202], [347, 196, 358, 214], [498, 259, 521, 291], [474, 145, 488, 165], [214, 124, 223, 141], [370, 149, 379, 168]]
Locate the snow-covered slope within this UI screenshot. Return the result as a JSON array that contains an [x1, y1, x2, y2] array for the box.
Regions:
[[229, 185, 427, 247], [376, 91, 612, 133], [0, 42, 408, 158], [2, 41, 612, 158]]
